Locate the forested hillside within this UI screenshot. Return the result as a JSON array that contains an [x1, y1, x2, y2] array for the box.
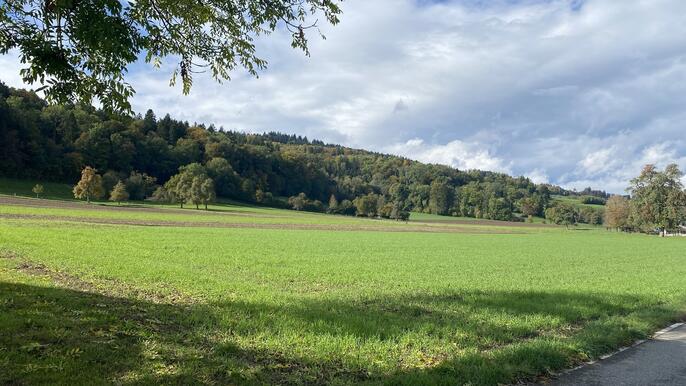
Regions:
[[0, 83, 599, 221]]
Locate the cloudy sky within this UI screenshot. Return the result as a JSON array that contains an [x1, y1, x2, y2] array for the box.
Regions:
[[2, 0, 686, 193]]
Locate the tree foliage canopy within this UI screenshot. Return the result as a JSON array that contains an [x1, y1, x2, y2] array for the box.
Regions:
[[0, 0, 341, 111], [72, 165, 104, 202], [544, 202, 578, 227], [109, 180, 129, 204], [604, 195, 630, 230], [628, 164, 686, 232], [31, 183, 44, 197]]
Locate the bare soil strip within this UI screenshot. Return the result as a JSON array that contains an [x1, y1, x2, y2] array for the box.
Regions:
[[0, 213, 524, 234], [0, 195, 283, 218], [418, 218, 553, 228]]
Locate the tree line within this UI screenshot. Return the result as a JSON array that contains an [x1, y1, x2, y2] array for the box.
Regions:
[[3, 83, 608, 221]]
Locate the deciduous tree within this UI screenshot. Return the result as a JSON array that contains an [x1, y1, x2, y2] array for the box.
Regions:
[[518, 197, 539, 217], [604, 195, 630, 230], [1, 0, 341, 111], [429, 178, 452, 215], [200, 177, 216, 210], [545, 203, 578, 228], [628, 164, 686, 234], [353, 193, 378, 218], [31, 184, 43, 198], [125, 171, 157, 200], [206, 157, 239, 197], [109, 181, 129, 205], [73, 166, 104, 203]]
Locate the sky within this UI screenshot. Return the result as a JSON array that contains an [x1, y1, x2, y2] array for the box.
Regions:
[[2, 0, 686, 193]]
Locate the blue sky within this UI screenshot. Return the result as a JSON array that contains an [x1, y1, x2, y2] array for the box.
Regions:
[[2, 0, 686, 193]]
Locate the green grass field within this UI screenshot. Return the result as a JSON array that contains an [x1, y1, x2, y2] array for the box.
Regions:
[[551, 195, 605, 209], [1, 193, 685, 385], [409, 211, 553, 225], [0, 177, 74, 200]]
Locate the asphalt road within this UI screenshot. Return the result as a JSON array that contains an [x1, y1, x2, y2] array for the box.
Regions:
[[549, 323, 686, 386]]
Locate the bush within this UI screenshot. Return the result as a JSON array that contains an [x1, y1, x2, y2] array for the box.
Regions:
[[580, 196, 606, 205], [288, 193, 325, 213]]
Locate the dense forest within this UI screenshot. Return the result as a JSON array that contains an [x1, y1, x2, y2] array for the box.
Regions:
[[0, 83, 604, 222]]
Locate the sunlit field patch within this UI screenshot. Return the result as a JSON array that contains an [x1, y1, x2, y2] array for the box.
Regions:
[[1, 197, 685, 385]]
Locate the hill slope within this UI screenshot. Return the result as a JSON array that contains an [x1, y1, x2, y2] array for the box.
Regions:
[[0, 82, 600, 221]]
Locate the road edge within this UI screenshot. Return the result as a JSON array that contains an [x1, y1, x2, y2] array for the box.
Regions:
[[547, 321, 685, 381]]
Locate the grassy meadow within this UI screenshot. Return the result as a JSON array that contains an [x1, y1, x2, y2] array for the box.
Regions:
[[551, 194, 605, 210], [0, 177, 74, 200], [1, 191, 685, 385]]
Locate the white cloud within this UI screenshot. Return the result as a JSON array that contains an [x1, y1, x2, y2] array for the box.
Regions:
[[577, 147, 618, 176], [385, 138, 512, 174], [525, 168, 549, 184]]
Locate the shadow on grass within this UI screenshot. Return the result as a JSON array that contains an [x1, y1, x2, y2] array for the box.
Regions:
[[0, 281, 679, 385], [0, 281, 363, 385]]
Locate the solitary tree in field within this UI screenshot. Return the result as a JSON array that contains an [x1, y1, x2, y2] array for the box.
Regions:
[[32, 184, 44, 198], [0, 0, 341, 111], [73, 166, 104, 203], [604, 195, 630, 231], [628, 164, 686, 234], [109, 181, 129, 205]]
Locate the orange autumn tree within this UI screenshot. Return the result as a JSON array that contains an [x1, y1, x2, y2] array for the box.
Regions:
[[73, 166, 105, 203]]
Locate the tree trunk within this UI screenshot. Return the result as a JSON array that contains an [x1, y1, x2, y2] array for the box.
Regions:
[[205, 203, 208, 210]]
